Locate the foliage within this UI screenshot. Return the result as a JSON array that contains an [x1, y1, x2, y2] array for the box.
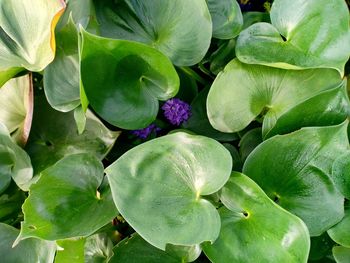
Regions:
[[0, 0, 349, 262]]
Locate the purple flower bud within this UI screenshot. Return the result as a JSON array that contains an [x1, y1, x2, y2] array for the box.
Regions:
[[162, 98, 191, 126], [131, 124, 160, 139]]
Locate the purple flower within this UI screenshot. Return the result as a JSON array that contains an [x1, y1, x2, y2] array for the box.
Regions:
[[131, 124, 160, 139], [162, 98, 191, 126]]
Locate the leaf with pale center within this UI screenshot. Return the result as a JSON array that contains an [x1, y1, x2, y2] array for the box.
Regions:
[[106, 132, 232, 250]]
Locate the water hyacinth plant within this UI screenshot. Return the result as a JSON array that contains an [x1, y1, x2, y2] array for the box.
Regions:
[[0, 0, 350, 262]]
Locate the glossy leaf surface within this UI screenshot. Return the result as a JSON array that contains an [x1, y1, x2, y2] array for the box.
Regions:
[[207, 59, 343, 133], [106, 132, 232, 249], [94, 0, 212, 66], [236, 0, 350, 75], [203, 172, 310, 263], [16, 154, 117, 242], [80, 30, 179, 129], [243, 124, 348, 236]]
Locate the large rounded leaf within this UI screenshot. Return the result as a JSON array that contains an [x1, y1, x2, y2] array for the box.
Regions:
[[0, 124, 33, 192], [15, 154, 117, 243], [243, 123, 348, 236], [25, 95, 119, 174], [236, 0, 350, 75], [0, 223, 56, 263], [80, 30, 179, 130], [0, 0, 66, 86], [207, 0, 243, 39], [0, 74, 33, 145], [94, 0, 212, 66], [207, 59, 343, 133], [202, 172, 310, 263], [328, 205, 350, 248], [106, 132, 232, 250]]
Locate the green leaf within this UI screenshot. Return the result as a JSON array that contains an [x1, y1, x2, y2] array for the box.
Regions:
[[332, 152, 350, 200], [328, 205, 350, 248], [16, 153, 117, 243], [25, 95, 119, 174], [106, 132, 232, 250], [207, 0, 243, 39], [209, 39, 236, 75], [243, 123, 348, 236], [44, 18, 81, 112], [84, 233, 114, 263], [183, 87, 238, 141], [0, 124, 33, 191], [110, 234, 179, 263], [55, 238, 85, 263], [0, 183, 26, 224], [0, 0, 66, 84], [333, 246, 350, 263], [236, 0, 350, 75], [265, 81, 350, 139], [57, 0, 92, 29], [80, 30, 179, 130], [202, 172, 310, 263], [93, 0, 212, 66], [0, 74, 33, 145], [0, 223, 56, 263], [207, 59, 343, 133]]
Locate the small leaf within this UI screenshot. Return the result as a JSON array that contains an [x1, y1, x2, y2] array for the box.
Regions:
[[80, 30, 179, 129], [0, 74, 33, 145], [94, 0, 212, 66], [106, 132, 232, 249], [243, 123, 348, 236], [333, 246, 350, 263], [236, 0, 350, 75], [0, 223, 56, 263], [0, 124, 33, 191], [207, 0, 243, 39], [84, 233, 114, 263], [202, 172, 310, 263], [16, 153, 117, 242], [328, 205, 350, 248]]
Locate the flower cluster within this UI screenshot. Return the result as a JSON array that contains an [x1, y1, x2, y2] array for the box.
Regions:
[[162, 98, 191, 126], [131, 124, 160, 139]]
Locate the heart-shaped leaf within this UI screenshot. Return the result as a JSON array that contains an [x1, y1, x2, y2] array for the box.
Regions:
[[0, 74, 33, 145], [328, 205, 350, 248], [106, 132, 232, 249], [16, 153, 117, 243], [207, 0, 243, 39], [202, 172, 310, 263], [0, 0, 66, 86], [44, 18, 81, 112], [236, 0, 350, 75], [80, 30, 179, 130], [0, 223, 56, 263], [0, 124, 33, 192], [93, 0, 212, 66], [332, 152, 350, 200], [207, 59, 343, 134], [243, 123, 348, 236], [265, 82, 350, 139], [25, 95, 119, 174], [333, 246, 350, 263]]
